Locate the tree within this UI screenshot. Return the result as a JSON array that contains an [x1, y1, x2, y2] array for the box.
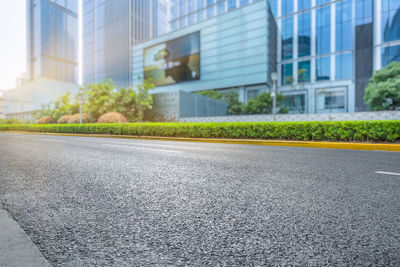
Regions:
[[82, 79, 116, 119], [364, 62, 400, 111], [223, 89, 243, 115], [243, 92, 287, 114], [134, 78, 155, 122], [37, 92, 79, 120]]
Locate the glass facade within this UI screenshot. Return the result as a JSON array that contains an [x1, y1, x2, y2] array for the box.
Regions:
[[282, 17, 293, 60], [27, 0, 78, 83], [298, 12, 311, 57], [336, 53, 353, 80], [316, 89, 346, 112], [282, 63, 293, 84], [83, 0, 167, 88], [316, 6, 330, 55], [282, 0, 293, 16], [336, 0, 353, 51], [316, 56, 330, 81], [169, 0, 256, 30], [382, 45, 400, 67], [298, 60, 311, 82], [356, 0, 373, 25], [382, 0, 400, 43], [283, 93, 306, 113]]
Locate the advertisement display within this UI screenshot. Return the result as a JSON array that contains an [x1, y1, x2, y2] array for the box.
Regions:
[[144, 32, 200, 86]]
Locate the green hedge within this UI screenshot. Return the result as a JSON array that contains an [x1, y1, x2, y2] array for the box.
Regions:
[[0, 121, 399, 142]]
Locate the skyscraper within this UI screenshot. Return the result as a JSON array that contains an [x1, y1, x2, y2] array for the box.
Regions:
[[26, 0, 79, 83], [83, 0, 168, 88]]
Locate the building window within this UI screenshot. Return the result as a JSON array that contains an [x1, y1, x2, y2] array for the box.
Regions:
[[283, 93, 306, 114], [382, 0, 400, 42], [197, 0, 204, 22], [316, 6, 330, 55], [298, 0, 311, 11], [356, 0, 373, 25], [336, 53, 353, 80], [206, 0, 214, 18], [217, 0, 225, 14], [316, 56, 330, 81], [228, 0, 236, 10], [282, 17, 293, 60], [240, 0, 250, 6], [298, 12, 311, 57], [247, 89, 260, 100], [336, 0, 353, 51], [316, 88, 346, 113], [268, 0, 277, 17], [282, 0, 293, 16], [382, 45, 400, 67], [298, 61, 311, 83], [282, 63, 293, 84], [316, 0, 330, 5]]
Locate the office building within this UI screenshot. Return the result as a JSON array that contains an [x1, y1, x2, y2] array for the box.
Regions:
[[27, 0, 79, 83], [83, 0, 168, 88], [132, 0, 277, 108], [269, 0, 400, 113], [3, 0, 79, 120]]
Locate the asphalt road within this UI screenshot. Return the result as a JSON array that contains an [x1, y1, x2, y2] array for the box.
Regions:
[[0, 133, 399, 266]]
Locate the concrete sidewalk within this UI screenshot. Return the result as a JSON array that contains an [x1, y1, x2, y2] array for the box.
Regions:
[[0, 209, 51, 267]]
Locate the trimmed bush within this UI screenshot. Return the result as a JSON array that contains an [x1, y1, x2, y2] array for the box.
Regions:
[[57, 115, 73, 124], [97, 112, 128, 123], [0, 121, 399, 142], [37, 116, 56, 124], [67, 113, 94, 124]]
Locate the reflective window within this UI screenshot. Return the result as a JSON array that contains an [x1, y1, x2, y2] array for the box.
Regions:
[[316, 0, 330, 5], [298, 61, 311, 83], [316, 56, 330, 81], [283, 94, 306, 113], [282, 63, 293, 84], [356, 0, 373, 25], [382, 45, 400, 67], [268, 0, 277, 17], [317, 89, 346, 112], [336, 0, 353, 51], [206, 0, 214, 18], [282, 17, 293, 60], [282, 0, 293, 16], [228, 0, 236, 10], [298, 0, 311, 11], [298, 12, 311, 57], [240, 0, 250, 6], [197, 0, 204, 22], [316, 6, 330, 55], [336, 53, 353, 80], [382, 0, 400, 42], [217, 0, 225, 14]]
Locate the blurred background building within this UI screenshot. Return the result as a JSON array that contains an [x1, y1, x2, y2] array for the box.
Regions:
[[3, 0, 79, 120], [82, 0, 168, 88]]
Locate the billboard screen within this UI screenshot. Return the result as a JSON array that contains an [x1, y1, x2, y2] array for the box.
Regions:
[[144, 32, 200, 86]]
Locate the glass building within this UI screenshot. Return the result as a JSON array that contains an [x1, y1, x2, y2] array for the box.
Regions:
[[268, 0, 400, 113], [83, 0, 168, 88], [26, 0, 79, 83], [169, 0, 257, 31]]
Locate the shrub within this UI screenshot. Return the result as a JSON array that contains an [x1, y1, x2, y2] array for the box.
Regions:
[[67, 113, 94, 124], [0, 121, 399, 142], [57, 115, 73, 124], [97, 112, 128, 123], [37, 116, 56, 124]]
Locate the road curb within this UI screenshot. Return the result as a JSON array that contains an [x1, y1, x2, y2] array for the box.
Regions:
[[0, 209, 51, 267], [2, 131, 400, 152]]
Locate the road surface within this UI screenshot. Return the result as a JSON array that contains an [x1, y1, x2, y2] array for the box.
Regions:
[[0, 133, 399, 266]]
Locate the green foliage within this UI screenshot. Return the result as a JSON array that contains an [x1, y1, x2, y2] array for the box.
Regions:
[[0, 121, 399, 142], [223, 90, 243, 115], [197, 90, 223, 100], [364, 62, 400, 111], [134, 78, 155, 122], [38, 92, 79, 120], [83, 79, 116, 119], [243, 92, 285, 114]]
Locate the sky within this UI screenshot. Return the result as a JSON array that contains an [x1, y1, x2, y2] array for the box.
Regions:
[[0, 0, 26, 91]]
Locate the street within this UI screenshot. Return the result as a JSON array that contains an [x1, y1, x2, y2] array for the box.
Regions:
[[0, 133, 399, 266]]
